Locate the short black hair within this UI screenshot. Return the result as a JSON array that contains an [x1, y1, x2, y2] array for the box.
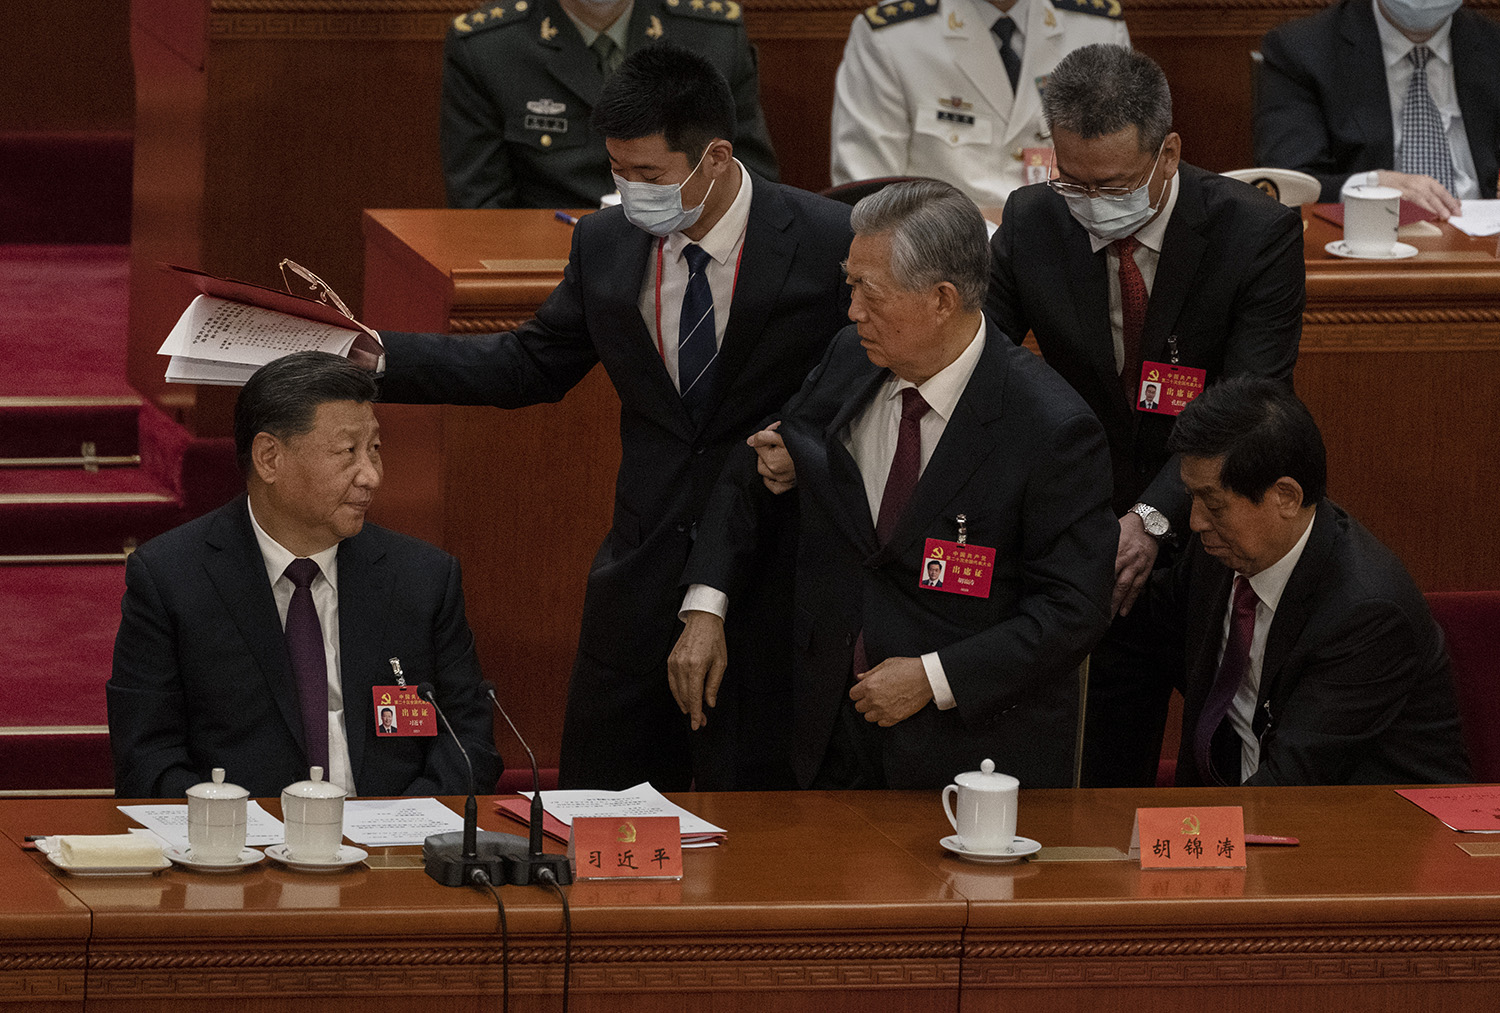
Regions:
[[1168, 376, 1327, 505], [1043, 44, 1173, 152], [381, 707, 394, 717], [234, 351, 378, 475], [592, 43, 736, 161]]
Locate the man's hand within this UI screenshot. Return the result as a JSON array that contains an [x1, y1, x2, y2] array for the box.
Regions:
[[850, 656, 933, 727], [667, 611, 727, 730], [349, 332, 384, 372], [1375, 170, 1462, 220], [747, 421, 796, 494], [1112, 511, 1159, 618]]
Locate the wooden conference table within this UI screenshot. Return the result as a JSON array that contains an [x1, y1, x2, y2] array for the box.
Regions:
[[3, 787, 1499, 1012]]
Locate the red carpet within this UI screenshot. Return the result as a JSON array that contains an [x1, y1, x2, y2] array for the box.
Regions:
[[0, 244, 132, 396]]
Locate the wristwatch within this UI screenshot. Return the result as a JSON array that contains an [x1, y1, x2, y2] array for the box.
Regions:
[[1130, 502, 1170, 539]]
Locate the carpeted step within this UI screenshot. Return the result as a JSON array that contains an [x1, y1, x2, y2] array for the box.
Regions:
[[0, 244, 131, 398], [0, 131, 132, 244], [0, 395, 143, 461], [0, 467, 183, 556], [0, 563, 121, 793]]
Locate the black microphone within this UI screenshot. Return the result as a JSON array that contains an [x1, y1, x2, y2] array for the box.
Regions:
[[483, 681, 572, 886], [419, 681, 525, 887]]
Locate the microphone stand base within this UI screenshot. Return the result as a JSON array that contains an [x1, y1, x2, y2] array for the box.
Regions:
[[504, 853, 574, 886], [423, 831, 528, 887]]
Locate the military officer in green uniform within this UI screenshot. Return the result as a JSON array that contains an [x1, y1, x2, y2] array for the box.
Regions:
[[443, 0, 780, 208]]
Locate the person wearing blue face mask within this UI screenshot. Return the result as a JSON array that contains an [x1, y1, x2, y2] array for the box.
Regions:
[[365, 44, 854, 793], [1255, 0, 1500, 219], [985, 44, 1306, 789]]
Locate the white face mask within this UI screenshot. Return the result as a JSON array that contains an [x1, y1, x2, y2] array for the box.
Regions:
[[1058, 142, 1166, 243], [1379, 0, 1461, 34], [612, 146, 716, 237]]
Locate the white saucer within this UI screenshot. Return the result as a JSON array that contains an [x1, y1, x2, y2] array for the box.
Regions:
[[1324, 239, 1419, 260], [164, 846, 265, 872], [265, 843, 367, 872], [940, 835, 1042, 864], [36, 838, 171, 877]]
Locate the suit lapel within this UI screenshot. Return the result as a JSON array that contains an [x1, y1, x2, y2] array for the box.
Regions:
[[1000, 0, 1063, 151], [1141, 167, 1208, 365], [202, 498, 307, 759], [1060, 220, 1120, 403], [1342, 1, 1396, 162], [335, 528, 391, 787], [1258, 504, 1334, 704], [535, 0, 606, 109], [604, 218, 695, 437], [814, 367, 888, 556], [1452, 11, 1497, 188]]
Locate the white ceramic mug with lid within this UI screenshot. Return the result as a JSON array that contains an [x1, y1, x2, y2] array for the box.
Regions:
[[281, 766, 347, 863], [1341, 183, 1402, 257], [186, 767, 249, 864], [942, 759, 1019, 852]]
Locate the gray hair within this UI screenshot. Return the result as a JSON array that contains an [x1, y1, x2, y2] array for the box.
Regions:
[[849, 179, 990, 311], [234, 350, 378, 475], [1042, 44, 1173, 153]]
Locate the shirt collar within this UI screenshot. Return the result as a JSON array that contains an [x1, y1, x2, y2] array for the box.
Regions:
[[1086, 169, 1180, 254], [247, 498, 341, 592], [662, 158, 752, 265], [1374, 0, 1453, 66], [563, 1, 634, 48], [990, 0, 1028, 29], [1242, 506, 1316, 613], [885, 315, 987, 422]]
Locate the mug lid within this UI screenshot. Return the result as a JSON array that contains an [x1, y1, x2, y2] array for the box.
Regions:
[[281, 765, 347, 800], [953, 758, 1020, 790], [186, 766, 249, 800]]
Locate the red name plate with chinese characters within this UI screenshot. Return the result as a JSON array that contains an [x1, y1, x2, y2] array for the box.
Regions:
[[1130, 806, 1246, 869], [1137, 362, 1207, 417], [570, 816, 683, 880], [921, 538, 995, 598], [370, 685, 437, 737]]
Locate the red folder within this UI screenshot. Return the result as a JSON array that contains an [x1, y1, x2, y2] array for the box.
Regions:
[[1312, 201, 1437, 228]]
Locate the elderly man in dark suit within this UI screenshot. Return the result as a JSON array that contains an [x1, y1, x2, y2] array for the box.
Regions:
[[108, 353, 501, 800], [1255, 0, 1500, 219], [369, 44, 853, 791], [670, 180, 1117, 790], [985, 44, 1305, 787], [1160, 377, 1469, 786]]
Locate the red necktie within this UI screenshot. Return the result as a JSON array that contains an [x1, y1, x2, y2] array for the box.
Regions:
[[284, 558, 330, 771], [875, 387, 930, 545], [1114, 234, 1147, 403], [1194, 575, 1260, 786]]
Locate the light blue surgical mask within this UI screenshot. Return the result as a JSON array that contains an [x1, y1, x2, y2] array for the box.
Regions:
[[1378, 0, 1461, 35], [612, 147, 715, 237], [1054, 142, 1166, 243]]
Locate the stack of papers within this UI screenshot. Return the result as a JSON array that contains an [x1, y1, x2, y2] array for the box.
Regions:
[[1449, 200, 1500, 237], [120, 797, 468, 849], [1397, 786, 1500, 832], [119, 802, 285, 849], [496, 782, 727, 847]]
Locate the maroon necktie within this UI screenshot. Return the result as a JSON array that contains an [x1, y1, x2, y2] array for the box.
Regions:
[[1114, 234, 1147, 403], [875, 387, 931, 545], [1194, 575, 1260, 786], [284, 558, 330, 771]]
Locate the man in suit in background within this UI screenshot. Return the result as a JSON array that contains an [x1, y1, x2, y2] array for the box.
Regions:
[[671, 180, 1117, 790], [1255, 0, 1500, 218], [108, 352, 500, 800], [442, 0, 777, 208], [986, 44, 1305, 787], [1160, 377, 1469, 786], [367, 45, 854, 791]]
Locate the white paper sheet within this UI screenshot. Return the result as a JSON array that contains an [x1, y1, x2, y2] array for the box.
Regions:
[[340, 797, 466, 846], [119, 801, 285, 849], [1449, 200, 1500, 237], [157, 294, 359, 385], [520, 782, 726, 838]]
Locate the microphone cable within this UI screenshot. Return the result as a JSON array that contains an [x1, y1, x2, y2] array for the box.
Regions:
[[469, 867, 509, 1013], [537, 866, 571, 1013]]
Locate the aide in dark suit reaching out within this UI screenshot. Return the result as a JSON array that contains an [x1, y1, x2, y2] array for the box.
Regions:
[[671, 181, 1117, 790]]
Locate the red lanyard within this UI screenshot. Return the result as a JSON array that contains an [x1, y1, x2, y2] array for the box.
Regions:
[[652, 234, 747, 361]]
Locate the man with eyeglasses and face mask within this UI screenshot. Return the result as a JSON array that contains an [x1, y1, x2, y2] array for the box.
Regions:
[[985, 44, 1305, 788], [361, 44, 853, 793], [1254, 0, 1500, 220]]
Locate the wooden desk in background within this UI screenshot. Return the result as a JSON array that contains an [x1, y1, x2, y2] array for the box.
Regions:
[[3, 787, 1499, 1011], [360, 207, 1500, 771]]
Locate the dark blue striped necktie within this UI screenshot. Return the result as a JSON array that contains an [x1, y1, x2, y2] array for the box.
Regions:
[[678, 243, 717, 421]]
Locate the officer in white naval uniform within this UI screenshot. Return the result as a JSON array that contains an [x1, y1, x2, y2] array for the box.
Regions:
[[830, 0, 1129, 207]]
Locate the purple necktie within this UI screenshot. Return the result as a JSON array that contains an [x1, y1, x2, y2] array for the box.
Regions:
[[1194, 575, 1259, 785], [284, 558, 329, 771]]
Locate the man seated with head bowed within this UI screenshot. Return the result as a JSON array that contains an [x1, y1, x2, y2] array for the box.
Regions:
[[108, 352, 501, 800], [670, 180, 1118, 790], [1160, 377, 1470, 786], [1255, 0, 1500, 219], [367, 44, 855, 792], [986, 43, 1305, 788]]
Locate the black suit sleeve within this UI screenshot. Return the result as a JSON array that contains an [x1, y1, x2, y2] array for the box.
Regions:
[[377, 219, 601, 408], [1254, 25, 1355, 203], [108, 550, 198, 799], [440, 29, 516, 210], [984, 197, 1029, 346], [400, 554, 502, 796]]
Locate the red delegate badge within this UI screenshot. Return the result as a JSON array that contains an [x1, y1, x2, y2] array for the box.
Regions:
[[371, 685, 437, 737], [1137, 361, 1206, 417], [920, 537, 995, 598]]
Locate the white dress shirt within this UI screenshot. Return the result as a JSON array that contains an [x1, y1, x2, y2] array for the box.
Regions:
[[681, 318, 987, 712], [1218, 508, 1316, 782], [247, 501, 356, 795], [638, 159, 752, 390], [1085, 170, 1180, 375], [1343, 1, 1480, 199]]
